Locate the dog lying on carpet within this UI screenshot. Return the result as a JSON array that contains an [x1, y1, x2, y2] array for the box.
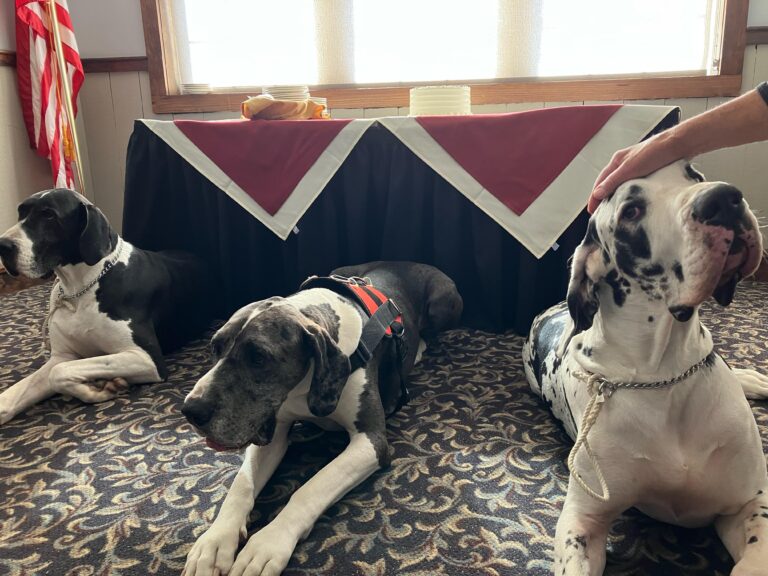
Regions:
[[181, 261, 463, 576], [0, 188, 208, 425], [523, 161, 768, 575]]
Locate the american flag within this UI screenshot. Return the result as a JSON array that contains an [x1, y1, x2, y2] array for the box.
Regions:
[[15, 0, 84, 189]]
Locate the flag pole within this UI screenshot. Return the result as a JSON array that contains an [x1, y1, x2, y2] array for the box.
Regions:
[[47, 0, 87, 197]]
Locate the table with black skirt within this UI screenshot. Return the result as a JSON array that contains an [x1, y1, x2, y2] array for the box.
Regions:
[[122, 113, 676, 333]]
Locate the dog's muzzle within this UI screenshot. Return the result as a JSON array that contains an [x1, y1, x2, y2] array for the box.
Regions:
[[0, 239, 19, 276]]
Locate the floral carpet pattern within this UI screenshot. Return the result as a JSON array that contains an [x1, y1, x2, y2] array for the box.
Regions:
[[1, 283, 767, 576]]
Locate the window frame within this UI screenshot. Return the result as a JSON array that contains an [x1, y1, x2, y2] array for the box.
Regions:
[[139, 0, 749, 114]]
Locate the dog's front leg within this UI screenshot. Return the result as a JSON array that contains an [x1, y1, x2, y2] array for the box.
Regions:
[[183, 422, 291, 576], [0, 354, 74, 425], [48, 348, 161, 403], [716, 488, 768, 576], [554, 481, 618, 576], [228, 430, 385, 576]]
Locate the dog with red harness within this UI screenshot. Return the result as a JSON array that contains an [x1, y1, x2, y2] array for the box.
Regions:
[[181, 261, 462, 576]]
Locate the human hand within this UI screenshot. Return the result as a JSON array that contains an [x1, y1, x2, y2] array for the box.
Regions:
[[588, 129, 685, 213]]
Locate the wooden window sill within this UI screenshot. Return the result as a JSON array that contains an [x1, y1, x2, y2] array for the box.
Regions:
[[150, 74, 743, 114]]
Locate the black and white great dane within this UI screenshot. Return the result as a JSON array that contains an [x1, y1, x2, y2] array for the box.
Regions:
[[524, 161, 767, 575], [0, 188, 208, 425], [181, 261, 463, 576]]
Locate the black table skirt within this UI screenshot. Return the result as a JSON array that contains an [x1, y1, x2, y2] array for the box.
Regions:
[[122, 117, 673, 333]]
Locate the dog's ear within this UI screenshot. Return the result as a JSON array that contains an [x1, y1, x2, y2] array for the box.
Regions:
[[303, 323, 351, 417], [712, 274, 739, 307], [79, 203, 114, 265], [559, 222, 606, 353]]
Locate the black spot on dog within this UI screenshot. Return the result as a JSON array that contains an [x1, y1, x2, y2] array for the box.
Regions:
[[614, 220, 651, 277], [748, 536, 758, 544], [641, 263, 664, 276], [761, 512, 768, 519], [628, 184, 643, 196], [648, 316, 654, 322], [576, 343, 582, 350], [582, 347, 593, 357], [605, 269, 628, 306], [574, 535, 587, 548]]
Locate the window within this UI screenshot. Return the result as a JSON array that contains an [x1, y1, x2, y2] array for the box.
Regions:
[[140, 0, 748, 112]]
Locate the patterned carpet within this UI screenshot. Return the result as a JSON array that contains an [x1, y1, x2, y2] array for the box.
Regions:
[[1, 283, 767, 576]]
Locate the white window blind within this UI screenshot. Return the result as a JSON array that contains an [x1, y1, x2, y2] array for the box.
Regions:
[[169, 0, 723, 92]]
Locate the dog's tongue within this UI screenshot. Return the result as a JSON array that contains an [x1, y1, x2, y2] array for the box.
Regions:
[[205, 438, 230, 451]]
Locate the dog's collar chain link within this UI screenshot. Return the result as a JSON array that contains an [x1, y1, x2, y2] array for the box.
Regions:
[[40, 238, 126, 355], [579, 351, 715, 400], [58, 237, 125, 301], [569, 350, 716, 502]]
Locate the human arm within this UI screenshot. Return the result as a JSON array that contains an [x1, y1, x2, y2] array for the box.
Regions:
[[588, 82, 768, 213]]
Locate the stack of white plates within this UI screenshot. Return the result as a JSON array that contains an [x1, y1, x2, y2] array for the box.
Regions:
[[409, 85, 471, 116], [182, 83, 212, 95], [262, 85, 310, 102]]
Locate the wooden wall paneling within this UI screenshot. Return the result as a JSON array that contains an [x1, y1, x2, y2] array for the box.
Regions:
[[506, 102, 544, 112], [663, 98, 708, 121], [83, 57, 149, 73], [753, 45, 768, 88], [139, 71, 172, 120], [74, 96, 95, 198], [740, 46, 757, 93], [108, 72, 145, 228], [79, 73, 124, 231]]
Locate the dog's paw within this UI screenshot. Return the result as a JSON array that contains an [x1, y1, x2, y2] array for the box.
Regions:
[[74, 378, 129, 403], [228, 523, 297, 576], [734, 368, 768, 400], [182, 521, 244, 576]]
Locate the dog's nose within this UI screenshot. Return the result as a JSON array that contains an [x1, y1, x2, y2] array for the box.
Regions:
[[181, 396, 216, 427], [692, 184, 744, 227]]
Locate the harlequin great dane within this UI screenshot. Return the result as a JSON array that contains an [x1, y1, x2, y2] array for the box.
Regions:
[[523, 161, 768, 575], [0, 188, 208, 425], [181, 261, 463, 576]]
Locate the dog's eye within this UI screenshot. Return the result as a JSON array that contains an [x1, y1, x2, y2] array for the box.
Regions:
[[39, 208, 56, 220], [620, 204, 643, 222]]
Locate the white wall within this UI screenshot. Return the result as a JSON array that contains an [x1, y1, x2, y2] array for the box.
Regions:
[[0, 0, 146, 56], [0, 67, 59, 232], [0, 1, 14, 51], [750, 0, 768, 26], [68, 0, 146, 58]]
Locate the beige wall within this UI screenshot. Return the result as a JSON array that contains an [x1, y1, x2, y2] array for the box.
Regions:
[[78, 45, 768, 236], [0, 66, 57, 232]]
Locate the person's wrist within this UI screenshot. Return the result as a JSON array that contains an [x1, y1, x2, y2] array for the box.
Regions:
[[661, 124, 696, 160]]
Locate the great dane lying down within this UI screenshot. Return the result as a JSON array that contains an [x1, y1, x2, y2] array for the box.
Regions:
[[0, 188, 208, 425], [181, 261, 463, 576], [524, 161, 767, 575]]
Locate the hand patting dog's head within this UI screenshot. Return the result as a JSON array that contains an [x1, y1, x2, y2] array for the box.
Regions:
[[0, 188, 116, 277], [182, 298, 351, 450], [565, 161, 762, 340]]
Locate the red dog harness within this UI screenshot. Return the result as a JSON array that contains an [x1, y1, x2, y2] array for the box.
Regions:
[[299, 274, 410, 412]]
